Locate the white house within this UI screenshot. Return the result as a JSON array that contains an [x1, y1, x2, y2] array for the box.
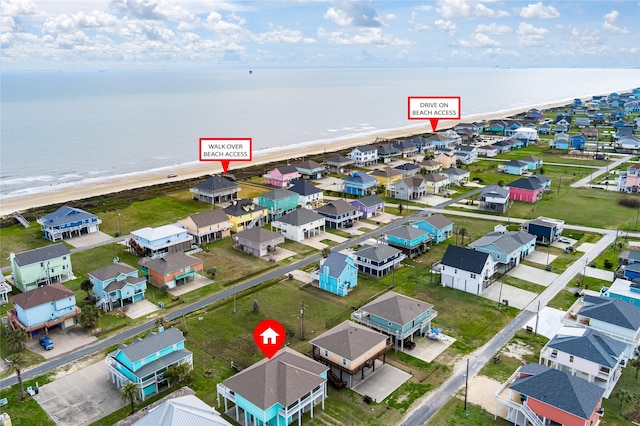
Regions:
[[440, 245, 496, 295], [347, 145, 378, 167], [270, 209, 325, 242]]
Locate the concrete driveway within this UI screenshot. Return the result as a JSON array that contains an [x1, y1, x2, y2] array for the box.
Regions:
[[66, 231, 114, 248], [403, 334, 456, 363], [520, 306, 567, 339], [351, 361, 412, 403], [34, 361, 125, 426], [299, 232, 347, 250], [26, 326, 98, 360], [507, 264, 559, 287], [525, 251, 558, 265], [480, 282, 538, 309], [584, 266, 614, 281]]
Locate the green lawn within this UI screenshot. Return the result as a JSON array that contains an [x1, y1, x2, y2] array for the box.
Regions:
[[427, 399, 511, 426]]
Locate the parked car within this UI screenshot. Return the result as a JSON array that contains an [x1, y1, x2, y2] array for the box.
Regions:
[[39, 336, 54, 350], [558, 237, 571, 243]]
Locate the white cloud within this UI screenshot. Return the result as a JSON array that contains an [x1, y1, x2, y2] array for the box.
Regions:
[[457, 32, 500, 47], [483, 47, 519, 57], [517, 22, 548, 35], [1, 0, 38, 16], [42, 11, 119, 34], [519, 2, 559, 19], [1, 32, 14, 48], [324, 1, 382, 28], [317, 27, 412, 46], [254, 25, 315, 44], [204, 12, 243, 32], [55, 30, 89, 49], [475, 23, 512, 35], [434, 19, 456, 35], [602, 10, 630, 34], [408, 10, 430, 31], [517, 22, 548, 47], [436, 0, 495, 19]]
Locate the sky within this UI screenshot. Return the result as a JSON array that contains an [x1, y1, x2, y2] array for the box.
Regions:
[[2, 0, 639, 69]]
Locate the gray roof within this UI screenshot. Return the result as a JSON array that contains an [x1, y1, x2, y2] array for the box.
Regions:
[[221, 348, 328, 410], [289, 179, 323, 197], [89, 262, 138, 281], [468, 231, 535, 256], [355, 245, 402, 262], [185, 209, 230, 228], [193, 176, 239, 194], [386, 225, 429, 242], [423, 213, 453, 230], [352, 194, 384, 208], [397, 175, 426, 188], [352, 145, 378, 152], [579, 295, 640, 330], [273, 165, 299, 175], [223, 199, 266, 217], [324, 155, 354, 165], [40, 205, 97, 227], [481, 184, 509, 198], [628, 251, 640, 262], [547, 329, 626, 368], [508, 177, 542, 191], [492, 140, 511, 147], [259, 188, 298, 200], [521, 155, 541, 162], [104, 276, 146, 293], [441, 167, 469, 177], [371, 167, 402, 178], [315, 199, 357, 216], [309, 320, 388, 360], [110, 327, 187, 363], [234, 227, 283, 244], [132, 394, 231, 426], [510, 364, 605, 421], [294, 160, 324, 171], [456, 145, 476, 153], [441, 245, 490, 274], [273, 209, 324, 226], [12, 243, 70, 267], [530, 174, 550, 185], [419, 160, 442, 168], [320, 252, 351, 279], [140, 253, 202, 275], [344, 172, 377, 186], [394, 163, 420, 171], [423, 173, 448, 183], [359, 291, 434, 326], [12, 283, 75, 309], [503, 160, 528, 168]]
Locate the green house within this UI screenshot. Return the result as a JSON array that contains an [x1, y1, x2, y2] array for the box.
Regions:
[[257, 188, 299, 221]]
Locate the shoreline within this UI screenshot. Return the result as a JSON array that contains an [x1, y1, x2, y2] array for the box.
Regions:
[[0, 89, 630, 217]]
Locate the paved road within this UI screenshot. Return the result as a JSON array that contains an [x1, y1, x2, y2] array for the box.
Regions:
[[570, 154, 631, 188]]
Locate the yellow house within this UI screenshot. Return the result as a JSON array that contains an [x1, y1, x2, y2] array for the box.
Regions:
[[370, 167, 403, 187], [223, 199, 268, 233], [179, 209, 232, 244]]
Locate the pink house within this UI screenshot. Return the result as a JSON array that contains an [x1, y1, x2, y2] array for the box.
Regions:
[[508, 177, 544, 203], [264, 165, 300, 188]]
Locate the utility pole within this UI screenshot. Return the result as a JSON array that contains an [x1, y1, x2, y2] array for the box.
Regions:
[[464, 358, 470, 412], [635, 208, 639, 231], [534, 300, 541, 336], [117, 209, 121, 236], [300, 301, 305, 341]]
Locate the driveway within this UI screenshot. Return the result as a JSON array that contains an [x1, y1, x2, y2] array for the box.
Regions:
[[66, 231, 114, 248], [480, 282, 538, 309], [26, 326, 98, 360], [520, 306, 567, 339], [33, 361, 125, 426], [506, 264, 559, 287], [525, 251, 558, 266], [351, 361, 412, 403], [584, 266, 614, 281], [299, 232, 347, 250], [403, 333, 456, 363], [125, 299, 160, 319]]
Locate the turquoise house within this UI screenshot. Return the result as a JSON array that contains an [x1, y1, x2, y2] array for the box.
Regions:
[[106, 327, 193, 400], [257, 188, 299, 221], [498, 160, 528, 175], [351, 291, 438, 350], [411, 214, 453, 243], [217, 348, 328, 426], [386, 225, 431, 258], [313, 252, 358, 296], [89, 262, 147, 312], [601, 278, 640, 306]]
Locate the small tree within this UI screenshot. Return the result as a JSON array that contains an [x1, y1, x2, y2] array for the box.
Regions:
[[159, 285, 169, 296], [207, 267, 217, 278], [252, 299, 260, 314], [164, 363, 194, 388], [398, 203, 404, 215], [155, 316, 169, 330], [5, 328, 27, 352], [459, 228, 468, 245], [629, 358, 640, 380], [80, 279, 93, 300], [78, 304, 101, 329], [120, 381, 139, 415], [614, 388, 634, 409], [321, 247, 331, 258], [6, 353, 26, 401]]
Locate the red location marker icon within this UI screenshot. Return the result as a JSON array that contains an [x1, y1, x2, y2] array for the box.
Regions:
[[253, 319, 286, 359]]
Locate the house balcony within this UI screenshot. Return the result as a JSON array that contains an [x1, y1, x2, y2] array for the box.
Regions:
[[8, 307, 81, 334], [350, 310, 438, 341], [217, 383, 236, 404], [278, 384, 326, 421]]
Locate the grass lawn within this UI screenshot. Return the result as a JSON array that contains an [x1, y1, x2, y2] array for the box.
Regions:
[[602, 366, 640, 425], [0, 372, 55, 425], [427, 399, 511, 426], [547, 288, 581, 311], [0, 222, 59, 268], [494, 275, 545, 294]]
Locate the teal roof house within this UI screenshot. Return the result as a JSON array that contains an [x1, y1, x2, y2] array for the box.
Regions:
[[351, 291, 437, 351], [10, 243, 73, 293], [89, 262, 147, 312], [257, 188, 299, 221], [410, 214, 453, 244], [217, 348, 328, 426], [106, 327, 193, 401], [311, 252, 358, 296], [37, 205, 101, 242]]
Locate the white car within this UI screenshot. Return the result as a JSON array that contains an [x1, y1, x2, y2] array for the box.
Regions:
[[558, 237, 571, 243]]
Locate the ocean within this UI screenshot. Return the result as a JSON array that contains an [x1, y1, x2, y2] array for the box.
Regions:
[[1, 67, 639, 200]]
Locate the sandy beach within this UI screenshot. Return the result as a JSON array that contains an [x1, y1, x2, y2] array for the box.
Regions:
[[0, 94, 616, 217]]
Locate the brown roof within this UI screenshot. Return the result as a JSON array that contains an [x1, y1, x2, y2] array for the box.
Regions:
[[424, 213, 453, 229], [309, 320, 387, 361], [140, 253, 202, 275], [12, 283, 74, 309], [222, 348, 328, 410], [234, 227, 283, 244], [315, 199, 357, 216], [185, 209, 230, 228], [371, 167, 402, 178], [294, 159, 323, 170], [423, 173, 448, 183], [359, 291, 434, 325]]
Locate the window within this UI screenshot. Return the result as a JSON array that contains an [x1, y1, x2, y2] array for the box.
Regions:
[[569, 355, 574, 363], [551, 349, 557, 357], [470, 273, 476, 279], [342, 358, 347, 366], [324, 350, 328, 357]]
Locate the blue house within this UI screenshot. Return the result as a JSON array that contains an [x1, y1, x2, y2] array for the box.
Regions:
[[552, 133, 569, 150], [521, 155, 543, 170], [89, 262, 147, 312], [106, 327, 193, 400], [468, 231, 536, 273], [386, 225, 431, 258], [343, 172, 377, 196], [37, 205, 102, 242], [623, 263, 640, 281], [498, 160, 528, 175], [313, 252, 358, 297], [601, 278, 640, 306], [570, 134, 587, 150], [522, 217, 564, 245], [351, 291, 438, 350], [411, 213, 453, 243], [130, 224, 193, 259], [217, 348, 328, 426], [9, 283, 79, 336]]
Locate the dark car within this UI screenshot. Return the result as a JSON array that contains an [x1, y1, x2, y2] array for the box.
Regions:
[[39, 336, 54, 350]]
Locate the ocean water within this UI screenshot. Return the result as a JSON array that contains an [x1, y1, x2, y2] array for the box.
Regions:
[[1, 67, 639, 199]]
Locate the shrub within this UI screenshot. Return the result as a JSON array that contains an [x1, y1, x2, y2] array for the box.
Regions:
[[619, 196, 640, 208], [604, 259, 613, 269]]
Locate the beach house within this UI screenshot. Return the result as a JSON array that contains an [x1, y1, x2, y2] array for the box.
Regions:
[[434, 148, 457, 169], [353, 244, 406, 277], [393, 162, 421, 178], [264, 165, 300, 188], [440, 245, 496, 295], [454, 145, 478, 165], [179, 209, 232, 244], [508, 177, 545, 203], [349, 194, 385, 219], [106, 327, 193, 401], [418, 159, 442, 174], [478, 145, 498, 157], [309, 321, 391, 389], [323, 155, 354, 173], [411, 214, 453, 243], [370, 167, 403, 188], [9, 283, 80, 336], [232, 227, 285, 258], [478, 184, 510, 213], [294, 160, 325, 180], [521, 217, 564, 245], [351, 291, 437, 351], [439, 167, 470, 186], [37, 205, 102, 242], [343, 172, 378, 196], [423, 173, 450, 194], [467, 231, 536, 273], [190, 176, 240, 205], [376, 143, 401, 163], [131, 394, 232, 426], [89, 262, 147, 311], [617, 163, 640, 192], [217, 348, 328, 426], [393, 139, 419, 158], [390, 175, 427, 201], [10, 244, 73, 293], [498, 160, 528, 175], [257, 188, 299, 221], [223, 199, 268, 233], [521, 155, 543, 171], [139, 252, 203, 289], [270, 209, 325, 242], [289, 179, 324, 209], [601, 278, 640, 305], [129, 225, 193, 259], [348, 145, 378, 166], [385, 225, 431, 258], [315, 200, 361, 229], [312, 252, 358, 296]]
